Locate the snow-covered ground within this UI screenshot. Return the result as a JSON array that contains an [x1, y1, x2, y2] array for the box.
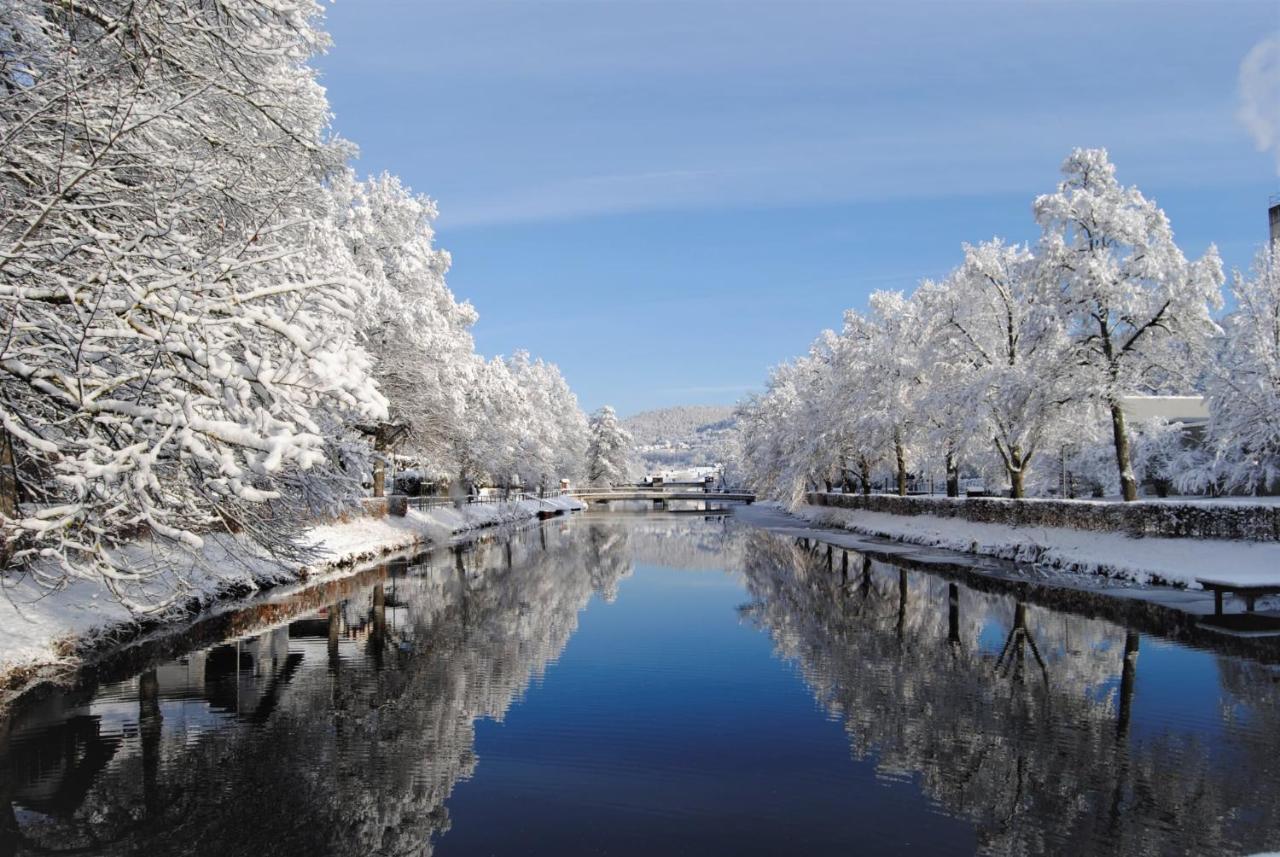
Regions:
[[791, 502, 1280, 589], [0, 496, 582, 689]]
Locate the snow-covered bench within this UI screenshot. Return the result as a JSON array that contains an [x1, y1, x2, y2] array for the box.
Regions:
[[1197, 577, 1280, 616]]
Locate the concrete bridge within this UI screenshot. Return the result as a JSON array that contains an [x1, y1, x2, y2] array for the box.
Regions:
[[570, 487, 755, 505]]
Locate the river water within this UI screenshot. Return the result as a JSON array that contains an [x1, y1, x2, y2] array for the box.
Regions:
[[2, 513, 1279, 856]]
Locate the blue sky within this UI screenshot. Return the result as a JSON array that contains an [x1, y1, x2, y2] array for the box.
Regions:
[[318, 0, 1280, 416]]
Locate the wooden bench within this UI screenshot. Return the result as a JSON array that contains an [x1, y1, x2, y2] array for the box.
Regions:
[[1196, 578, 1280, 616]]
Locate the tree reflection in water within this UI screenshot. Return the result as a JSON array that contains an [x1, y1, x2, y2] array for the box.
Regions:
[[0, 521, 638, 857], [1, 518, 1277, 857], [739, 531, 1280, 856]]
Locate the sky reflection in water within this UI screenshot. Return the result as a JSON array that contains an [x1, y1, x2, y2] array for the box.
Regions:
[[3, 515, 1279, 856]]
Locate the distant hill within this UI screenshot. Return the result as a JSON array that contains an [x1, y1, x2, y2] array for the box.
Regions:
[[622, 405, 737, 475]]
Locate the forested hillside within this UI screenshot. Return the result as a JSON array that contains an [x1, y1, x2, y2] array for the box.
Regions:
[[623, 406, 737, 473]]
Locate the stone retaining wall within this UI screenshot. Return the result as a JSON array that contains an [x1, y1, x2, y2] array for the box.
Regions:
[[806, 492, 1280, 542], [358, 496, 410, 518]]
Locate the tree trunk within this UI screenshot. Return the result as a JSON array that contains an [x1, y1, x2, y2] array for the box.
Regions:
[[372, 425, 389, 499], [1110, 401, 1138, 501], [0, 431, 15, 567], [895, 438, 907, 497], [1009, 465, 1026, 499], [859, 457, 871, 495], [0, 431, 16, 520], [945, 450, 960, 498]]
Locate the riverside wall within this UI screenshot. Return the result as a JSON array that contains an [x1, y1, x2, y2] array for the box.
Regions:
[[806, 492, 1280, 542]]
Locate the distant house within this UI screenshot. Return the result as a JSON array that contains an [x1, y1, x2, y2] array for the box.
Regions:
[[1119, 395, 1208, 426], [1118, 395, 1212, 497]]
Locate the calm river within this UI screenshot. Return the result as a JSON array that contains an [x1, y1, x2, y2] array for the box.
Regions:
[[2, 513, 1279, 856]]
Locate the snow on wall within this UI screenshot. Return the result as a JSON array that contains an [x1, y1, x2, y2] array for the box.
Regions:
[[794, 503, 1280, 590], [808, 492, 1280, 542]]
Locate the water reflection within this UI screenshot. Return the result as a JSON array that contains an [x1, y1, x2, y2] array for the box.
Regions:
[[0, 521, 639, 856], [740, 533, 1280, 856], [1, 518, 1277, 856]]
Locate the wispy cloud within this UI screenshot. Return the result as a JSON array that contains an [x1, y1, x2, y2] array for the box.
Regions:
[[657, 384, 757, 396], [435, 105, 1243, 229], [328, 0, 1270, 230], [1237, 34, 1280, 174]]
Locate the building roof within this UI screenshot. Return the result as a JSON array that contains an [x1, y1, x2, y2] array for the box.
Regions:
[[1120, 395, 1209, 422]]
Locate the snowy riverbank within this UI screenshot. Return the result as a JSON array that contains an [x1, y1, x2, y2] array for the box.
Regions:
[[791, 502, 1280, 590], [0, 496, 583, 694]]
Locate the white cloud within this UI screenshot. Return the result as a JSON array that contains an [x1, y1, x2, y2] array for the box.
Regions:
[[1237, 34, 1280, 174]]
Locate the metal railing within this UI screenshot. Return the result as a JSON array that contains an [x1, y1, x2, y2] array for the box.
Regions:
[[403, 491, 555, 511], [564, 486, 750, 496], [399, 486, 752, 510], [404, 495, 453, 510]]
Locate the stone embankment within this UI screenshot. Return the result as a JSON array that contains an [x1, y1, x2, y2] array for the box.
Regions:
[[807, 492, 1280, 542], [795, 492, 1280, 591]]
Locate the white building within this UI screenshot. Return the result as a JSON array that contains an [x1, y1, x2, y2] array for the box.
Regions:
[[1119, 395, 1209, 426]]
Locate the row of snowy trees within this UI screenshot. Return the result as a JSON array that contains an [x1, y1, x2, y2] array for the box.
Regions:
[[736, 148, 1280, 505], [338, 173, 595, 497], [0, 0, 591, 602]]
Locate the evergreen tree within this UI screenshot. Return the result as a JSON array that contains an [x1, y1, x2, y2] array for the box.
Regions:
[[586, 407, 633, 486]]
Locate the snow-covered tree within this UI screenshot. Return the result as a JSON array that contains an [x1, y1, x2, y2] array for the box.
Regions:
[[736, 362, 798, 504], [332, 172, 478, 479], [823, 318, 884, 496], [1035, 148, 1223, 500], [507, 352, 588, 491], [0, 0, 384, 604], [922, 240, 1077, 498], [452, 352, 588, 493], [544, 366, 591, 485], [454, 356, 517, 490], [1196, 243, 1280, 493], [798, 330, 851, 492], [841, 293, 924, 496], [913, 280, 983, 496], [585, 406, 633, 487], [733, 333, 847, 506], [1053, 415, 1184, 498]]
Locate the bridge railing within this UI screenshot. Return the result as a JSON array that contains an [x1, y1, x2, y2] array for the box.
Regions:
[[565, 486, 753, 495], [397, 487, 755, 512], [405, 491, 542, 511]]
